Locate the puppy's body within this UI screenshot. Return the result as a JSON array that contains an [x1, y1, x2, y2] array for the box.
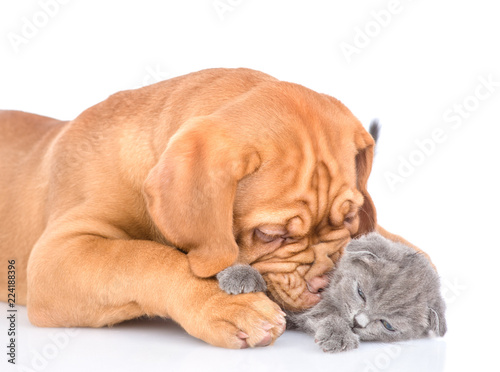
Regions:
[[0, 68, 423, 348], [1, 69, 269, 305], [0, 111, 66, 303]]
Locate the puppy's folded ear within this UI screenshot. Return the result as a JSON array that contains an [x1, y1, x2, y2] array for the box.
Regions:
[[143, 117, 261, 277], [354, 128, 377, 236]]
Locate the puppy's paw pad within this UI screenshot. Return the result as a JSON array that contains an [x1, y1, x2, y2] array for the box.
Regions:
[[216, 265, 267, 295]]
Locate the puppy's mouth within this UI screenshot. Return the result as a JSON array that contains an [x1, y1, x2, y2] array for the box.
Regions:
[[261, 267, 330, 311]]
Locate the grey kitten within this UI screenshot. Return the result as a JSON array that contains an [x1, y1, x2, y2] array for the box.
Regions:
[[217, 232, 447, 353]]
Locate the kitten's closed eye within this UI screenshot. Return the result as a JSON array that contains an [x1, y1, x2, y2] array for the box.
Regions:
[[381, 320, 395, 332], [357, 285, 366, 302]]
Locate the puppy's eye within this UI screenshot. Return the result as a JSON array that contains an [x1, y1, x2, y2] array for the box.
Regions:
[[344, 213, 356, 225], [357, 284, 366, 302], [254, 228, 282, 243], [381, 320, 395, 332]]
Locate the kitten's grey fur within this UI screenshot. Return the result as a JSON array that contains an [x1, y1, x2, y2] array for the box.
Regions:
[[217, 232, 447, 353], [216, 264, 267, 294]]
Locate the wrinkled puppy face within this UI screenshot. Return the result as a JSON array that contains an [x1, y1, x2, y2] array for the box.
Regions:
[[231, 84, 377, 311], [144, 74, 376, 312]]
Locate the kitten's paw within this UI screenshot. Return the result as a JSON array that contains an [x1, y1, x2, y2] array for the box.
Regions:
[[217, 265, 267, 295], [316, 331, 360, 353], [314, 317, 360, 353]]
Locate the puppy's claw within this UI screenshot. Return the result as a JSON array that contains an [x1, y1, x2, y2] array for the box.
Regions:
[[262, 322, 274, 331], [237, 331, 249, 339], [256, 332, 273, 347]]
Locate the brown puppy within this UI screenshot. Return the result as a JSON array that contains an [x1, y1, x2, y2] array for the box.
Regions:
[[0, 68, 426, 348]]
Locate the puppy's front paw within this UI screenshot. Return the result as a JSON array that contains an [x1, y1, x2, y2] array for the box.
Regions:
[[314, 317, 360, 353], [197, 292, 286, 349], [216, 264, 267, 295]]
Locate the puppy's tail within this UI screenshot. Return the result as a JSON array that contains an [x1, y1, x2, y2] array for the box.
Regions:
[[369, 119, 380, 145]]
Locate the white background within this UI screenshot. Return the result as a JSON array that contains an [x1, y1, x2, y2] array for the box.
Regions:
[[1, 1, 499, 371]]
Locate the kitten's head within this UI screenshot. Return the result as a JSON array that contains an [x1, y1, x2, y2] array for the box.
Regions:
[[327, 232, 447, 342]]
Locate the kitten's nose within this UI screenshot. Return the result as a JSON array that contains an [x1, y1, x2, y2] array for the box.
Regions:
[[353, 313, 370, 328]]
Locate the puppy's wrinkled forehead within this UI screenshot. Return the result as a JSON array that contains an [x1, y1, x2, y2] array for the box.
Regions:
[[233, 82, 366, 240]]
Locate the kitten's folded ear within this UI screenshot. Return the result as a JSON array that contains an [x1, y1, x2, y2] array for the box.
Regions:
[[427, 298, 447, 337], [345, 249, 379, 265], [345, 234, 380, 265]]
